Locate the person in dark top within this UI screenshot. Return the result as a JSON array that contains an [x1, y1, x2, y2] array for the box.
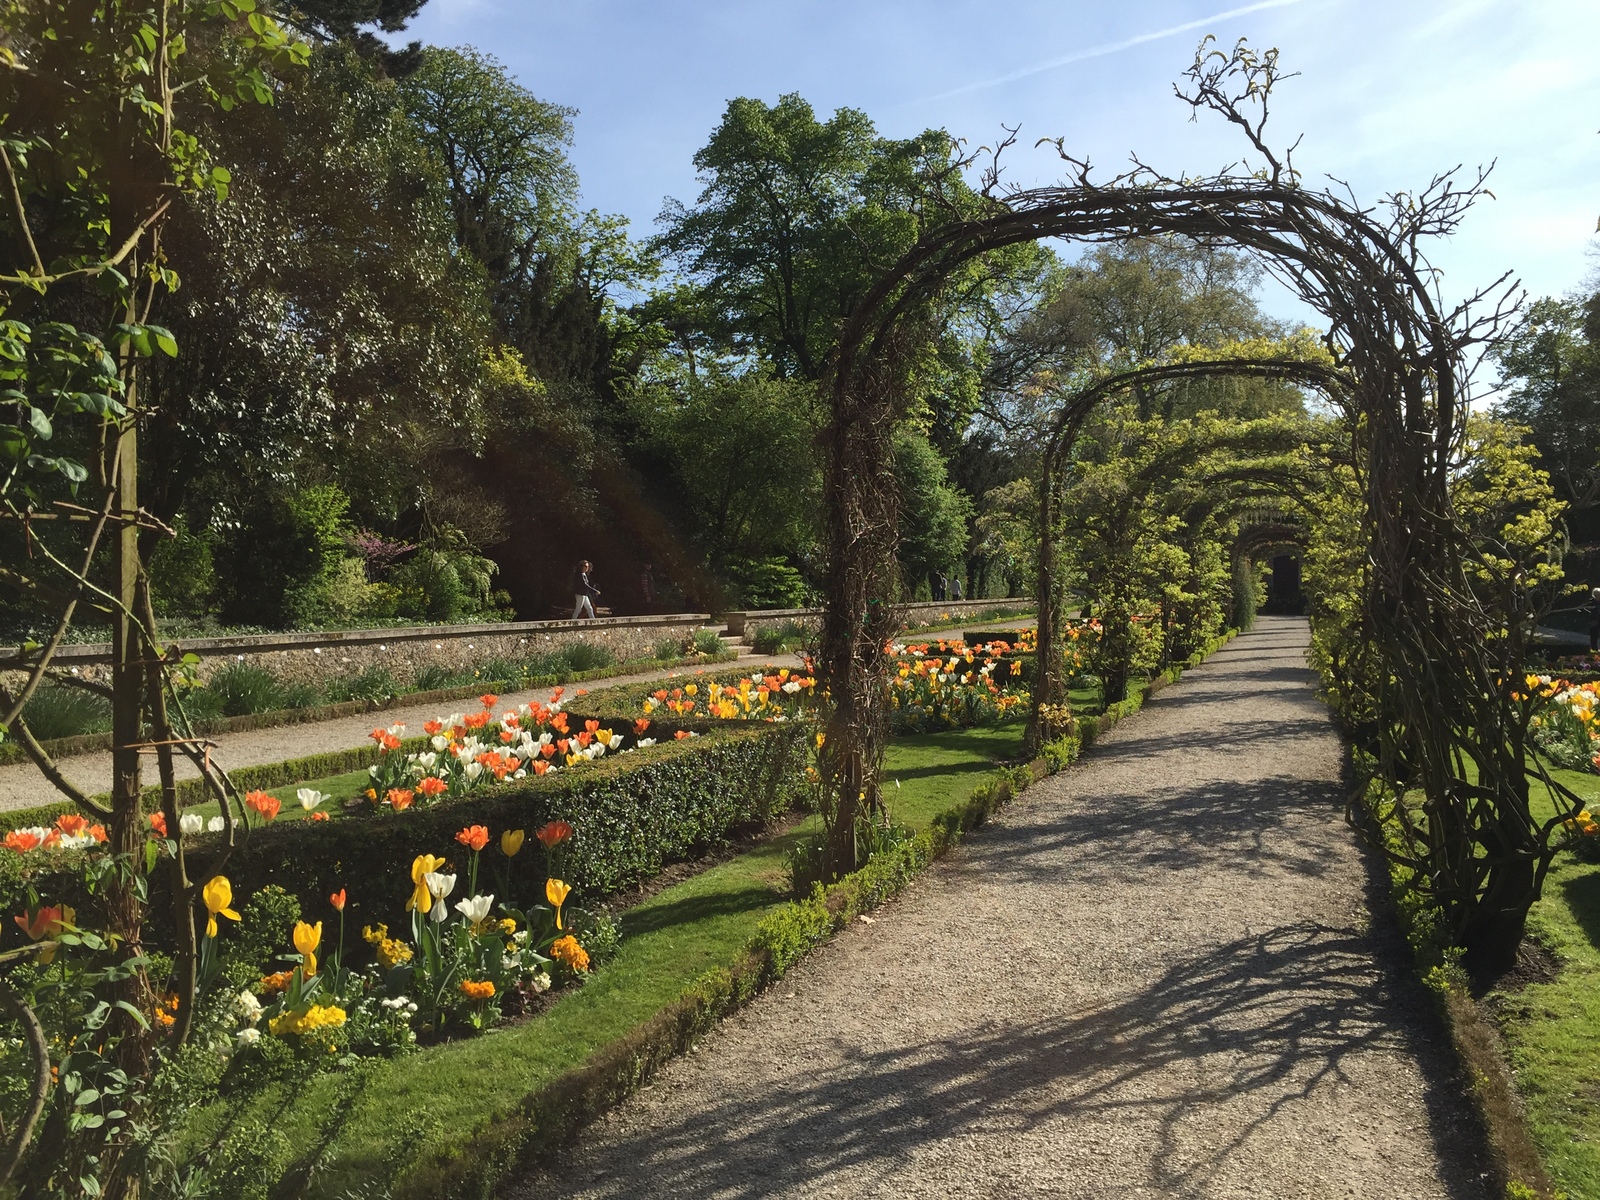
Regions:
[[640, 563, 655, 612], [573, 560, 600, 620], [951, 574, 963, 601], [934, 572, 948, 601], [1589, 586, 1600, 654]]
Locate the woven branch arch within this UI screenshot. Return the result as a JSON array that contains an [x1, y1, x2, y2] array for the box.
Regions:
[[1022, 356, 1347, 754], [814, 47, 1550, 977]]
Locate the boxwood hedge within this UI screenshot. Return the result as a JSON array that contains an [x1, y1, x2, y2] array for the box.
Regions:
[[7, 725, 806, 955]]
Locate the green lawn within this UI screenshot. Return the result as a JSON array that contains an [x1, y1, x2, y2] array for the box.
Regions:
[[177, 721, 1026, 1195], [1495, 766, 1600, 1197]]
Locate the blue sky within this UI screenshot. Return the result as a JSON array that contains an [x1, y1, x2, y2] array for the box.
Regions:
[[397, 0, 1598, 323]]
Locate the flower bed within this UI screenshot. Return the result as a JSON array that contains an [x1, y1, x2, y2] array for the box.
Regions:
[[577, 636, 1035, 736]]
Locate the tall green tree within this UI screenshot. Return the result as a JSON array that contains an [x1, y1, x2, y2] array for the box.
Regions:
[[1494, 292, 1600, 520]]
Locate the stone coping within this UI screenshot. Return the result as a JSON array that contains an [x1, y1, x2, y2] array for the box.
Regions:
[[0, 612, 716, 667]]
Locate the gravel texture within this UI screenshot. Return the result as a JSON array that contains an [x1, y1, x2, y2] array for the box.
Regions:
[[509, 617, 1490, 1200]]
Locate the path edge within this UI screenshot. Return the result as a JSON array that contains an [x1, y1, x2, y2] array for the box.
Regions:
[[1348, 771, 1559, 1200]]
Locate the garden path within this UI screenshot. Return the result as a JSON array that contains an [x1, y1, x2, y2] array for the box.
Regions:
[[510, 616, 1490, 1200]]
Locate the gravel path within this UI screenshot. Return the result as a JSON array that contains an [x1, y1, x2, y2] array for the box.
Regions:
[[509, 616, 1488, 1200]]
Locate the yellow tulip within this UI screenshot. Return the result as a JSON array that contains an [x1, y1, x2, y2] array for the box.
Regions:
[[501, 828, 525, 857], [202, 875, 241, 939], [408, 854, 446, 913], [546, 878, 571, 929], [294, 920, 322, 978]]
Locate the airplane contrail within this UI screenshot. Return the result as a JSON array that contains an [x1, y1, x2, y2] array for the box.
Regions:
[[913, 0, 1308, 103]]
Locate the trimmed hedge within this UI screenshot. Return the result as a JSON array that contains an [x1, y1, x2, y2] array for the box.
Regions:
[[391, 762, 1041, 1200], [1352, 771, 1555, 1199], [147, 725, 807, 943]]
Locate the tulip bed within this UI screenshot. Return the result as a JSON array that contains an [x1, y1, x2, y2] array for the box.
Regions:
[[167, 723, 1028, 1199]]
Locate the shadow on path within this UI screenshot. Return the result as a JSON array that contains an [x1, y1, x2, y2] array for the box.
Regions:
[[549, 922, 1482, 1199]]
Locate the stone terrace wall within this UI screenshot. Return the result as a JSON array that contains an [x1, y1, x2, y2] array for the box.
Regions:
[[0, 614, 717, 690]]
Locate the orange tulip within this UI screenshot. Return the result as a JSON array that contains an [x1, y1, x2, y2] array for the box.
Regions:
[[535, 820, 573, 849], [455, 825, 490, 852]]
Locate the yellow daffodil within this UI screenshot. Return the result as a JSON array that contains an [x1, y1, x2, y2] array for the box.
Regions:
[[202, 875, 241, 939], [546, 878, 571, 929], [408, 854, 446, 913], [294, 920, 322, 978], [501, 828, 525, 857]]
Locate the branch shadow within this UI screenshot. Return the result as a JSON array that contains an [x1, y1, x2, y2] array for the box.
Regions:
[[537, 922, 1485, 1199]]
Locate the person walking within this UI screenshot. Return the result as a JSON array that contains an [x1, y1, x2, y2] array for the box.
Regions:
[[951, 573, 963, 602], [639, 562, 656, 612], [573, 560, 600, 620]]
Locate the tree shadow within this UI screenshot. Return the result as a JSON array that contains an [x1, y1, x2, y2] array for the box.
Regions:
[[1557, 869, 1600, 954], [621, 884, 785, 939], [970, 774, 1347, 885], [536, 922, 1485, 1199]]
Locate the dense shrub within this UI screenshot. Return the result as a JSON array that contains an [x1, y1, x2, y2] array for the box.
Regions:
[[151, 725, 807, 948], [691, 628, 727, 656], [323, 665, 398, 704], [751, 619, 809, 655], [19, 683, 112, 740], [205, 662, 287, 716], [561, 641, 616, 672]]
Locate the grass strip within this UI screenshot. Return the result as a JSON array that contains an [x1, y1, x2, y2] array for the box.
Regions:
[[1489, 765, 1600, 1199]]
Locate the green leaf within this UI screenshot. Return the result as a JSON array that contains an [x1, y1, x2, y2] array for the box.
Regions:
[[75, 1088, 100, 1106], [148, 326, 178, 357], [112, 1000, 150, 1030], [26, 407, 51, 438], [144, 839, 157, 874], [0, 427, 27, 461]]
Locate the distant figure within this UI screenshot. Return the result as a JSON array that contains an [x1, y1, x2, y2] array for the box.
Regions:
[[951, 574, 963, 602], [934, 572, 948, 601], [573, 560, 600, 620], [640, 562, 656, 612], [1590, 586, 1600, 653]]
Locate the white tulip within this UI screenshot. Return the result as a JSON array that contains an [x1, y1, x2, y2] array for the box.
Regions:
[[607, 733, 624, 750], [454, 893, 494, 926], [296, 788, 327, 812], [464, 762, 483, 781], [179, 813, 204, 835], [636, 738, 657, 748], [208, 816, 226, 832], [431, 735, 448, 752]]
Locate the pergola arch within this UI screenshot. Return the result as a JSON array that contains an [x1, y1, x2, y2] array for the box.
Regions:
[[812, 44, 1547, 976], [1024, 356, 1347, 754]]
